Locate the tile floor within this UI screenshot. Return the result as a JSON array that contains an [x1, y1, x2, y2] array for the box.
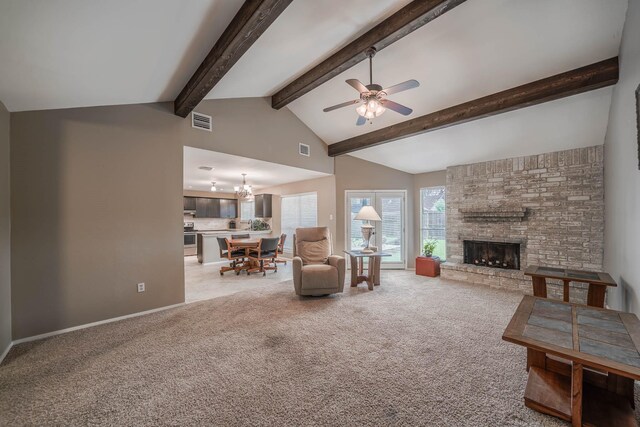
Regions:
[[184, 256, 293, 303]]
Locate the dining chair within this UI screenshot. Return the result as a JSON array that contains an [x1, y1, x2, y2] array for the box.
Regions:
[[216, 237, 246, 275], [231, 234, 250, 239], [275, 234, 287, 265], [247, 237, 281, 276]]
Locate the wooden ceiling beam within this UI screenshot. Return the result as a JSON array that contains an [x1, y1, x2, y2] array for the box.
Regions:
[[328, 57, 619, 157], [270, 0, 467, 110], [174, 0, 293, 118]]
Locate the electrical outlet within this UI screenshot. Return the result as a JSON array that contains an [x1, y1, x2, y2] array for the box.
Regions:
[[137, 283, 145, 293]]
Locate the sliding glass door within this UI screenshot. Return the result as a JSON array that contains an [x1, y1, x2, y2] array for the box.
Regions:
[[346, 191, 406, 269]]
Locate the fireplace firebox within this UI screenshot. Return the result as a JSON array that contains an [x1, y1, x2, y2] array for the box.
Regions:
[[463, 240, 520, 270]]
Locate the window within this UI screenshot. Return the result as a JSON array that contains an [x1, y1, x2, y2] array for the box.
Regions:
[[420, 186, 446, 259], [281, 192, 317, 252], [240, 200, 254, 221]]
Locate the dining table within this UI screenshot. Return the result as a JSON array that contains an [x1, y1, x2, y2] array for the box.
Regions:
[[229, 237, 262, 272]]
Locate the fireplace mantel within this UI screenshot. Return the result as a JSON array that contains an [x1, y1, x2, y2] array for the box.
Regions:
[[459, 207, 526, 222]]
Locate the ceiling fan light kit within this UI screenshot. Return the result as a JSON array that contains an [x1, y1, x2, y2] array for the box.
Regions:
[[323, 47, 419, 126]]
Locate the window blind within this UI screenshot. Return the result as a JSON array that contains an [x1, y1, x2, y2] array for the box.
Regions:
[[281, 193, 317, 251], [420, 186, 446, 259], [240, 201, 254, 221]]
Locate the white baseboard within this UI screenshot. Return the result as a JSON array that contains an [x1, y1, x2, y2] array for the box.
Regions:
[[11, 302, 185, 346], [0, 341, 12, 365]]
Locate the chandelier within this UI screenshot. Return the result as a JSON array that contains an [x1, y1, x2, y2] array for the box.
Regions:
[[234, 173, 253, 200]]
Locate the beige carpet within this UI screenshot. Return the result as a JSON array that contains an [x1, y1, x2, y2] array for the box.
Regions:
[[1, 271, 637, 426]]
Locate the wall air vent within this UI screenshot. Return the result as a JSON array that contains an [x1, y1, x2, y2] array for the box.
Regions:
[[299, 143, 310, 157], [192, 112, 212, 131]]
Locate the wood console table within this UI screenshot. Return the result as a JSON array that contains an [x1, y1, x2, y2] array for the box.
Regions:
[[344, 250, 391, 291], [503, 296, 640, 427], [524, 265, 617, 308]]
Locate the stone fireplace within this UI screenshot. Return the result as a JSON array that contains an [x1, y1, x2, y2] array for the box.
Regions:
[[441, 145, 604, 300]]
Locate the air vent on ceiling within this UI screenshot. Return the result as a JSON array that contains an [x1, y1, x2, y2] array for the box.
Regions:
[[192, 112, 212, 131], [299, 143, 310, 157]]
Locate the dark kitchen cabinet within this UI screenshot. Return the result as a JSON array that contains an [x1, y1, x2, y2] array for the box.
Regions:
[[183, 197, 196, 211], [254, 194, 272, 218], [210, 199, 221, 218], [193, 197, 236, 218], [195, 198, 219, 218], [220, 199, 238, 218]]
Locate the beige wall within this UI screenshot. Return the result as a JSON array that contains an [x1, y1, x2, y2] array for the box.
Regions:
[[11, 103, 185, 339], [182, 97, 333, 175], [0, 100, 11, 353], [413, 170, 447, 258], [604, 0, 640, 313], [10, 96, 331, 339], [334, 155, 416, 267], [259, 175, 336, 251]]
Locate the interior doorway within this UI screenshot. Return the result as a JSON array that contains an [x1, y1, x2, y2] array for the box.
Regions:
[[345, 190, 407, 269]]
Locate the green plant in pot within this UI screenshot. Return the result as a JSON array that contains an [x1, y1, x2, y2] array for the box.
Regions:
[[423, 240, 439, 259], [251, 219, 270, 231]]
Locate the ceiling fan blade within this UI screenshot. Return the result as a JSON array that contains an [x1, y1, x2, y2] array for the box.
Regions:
[[382, 79, 419, 95], [346, 79, 369, 93], [323, 99, 360, 112], [382, 99, 413, 116], [356, 115, 367, 126]]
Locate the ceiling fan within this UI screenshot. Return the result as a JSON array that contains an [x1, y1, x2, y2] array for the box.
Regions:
[[322, 47, 419, 126]]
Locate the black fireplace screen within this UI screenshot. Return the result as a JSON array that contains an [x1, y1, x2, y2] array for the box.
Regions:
[[463, 240, 520, 270]]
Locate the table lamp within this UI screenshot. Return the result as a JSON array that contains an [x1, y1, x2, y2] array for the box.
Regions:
[[354, 205, 381, 253]]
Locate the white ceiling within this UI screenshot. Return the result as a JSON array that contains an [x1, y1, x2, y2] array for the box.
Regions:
[[351, 87, 613, 173], [207, 0, 628, 173], [0, 0, 630, 174], [0, 0, 243, 112], [206, 0, 412, 99], [183, 146, 329, 192], [285, 0, 627, 143]]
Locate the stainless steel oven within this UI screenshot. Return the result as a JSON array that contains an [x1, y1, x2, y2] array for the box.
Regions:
[[184, 222, 197, 256]]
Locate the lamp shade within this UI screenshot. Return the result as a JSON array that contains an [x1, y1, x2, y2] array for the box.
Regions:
[[354, 205, 381, 221]]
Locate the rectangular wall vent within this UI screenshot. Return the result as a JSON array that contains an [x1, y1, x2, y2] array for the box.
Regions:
[[299, 143, 310, 157], [192, 112, 212, 131]]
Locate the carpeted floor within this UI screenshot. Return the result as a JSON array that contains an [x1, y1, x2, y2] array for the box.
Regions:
[[1, 272, 637, 426]]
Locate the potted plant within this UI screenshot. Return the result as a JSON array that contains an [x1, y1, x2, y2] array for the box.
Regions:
[[416, 239, 441, 277], [423, 240, 439, 259]]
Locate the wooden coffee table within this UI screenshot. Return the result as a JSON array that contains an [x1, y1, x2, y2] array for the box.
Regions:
[[503, 295, 640, 426], [344, 250, 391, 290], [524, 265, 617, 308]]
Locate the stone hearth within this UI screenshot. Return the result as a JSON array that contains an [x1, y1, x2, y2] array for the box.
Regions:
[[441, 146, 604, 303]]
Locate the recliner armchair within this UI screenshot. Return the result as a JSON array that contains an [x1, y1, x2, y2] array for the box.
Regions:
[[293, 227, 345, 296]]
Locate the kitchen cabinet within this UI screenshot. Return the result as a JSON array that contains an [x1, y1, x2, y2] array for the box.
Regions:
[[195, 198, 212, 218], [196, 198, 221, 218], [193, 197, 236, 218], [220, 199, 238, 218], [254, 194, 272, 218], [183, 197, 196, 211]]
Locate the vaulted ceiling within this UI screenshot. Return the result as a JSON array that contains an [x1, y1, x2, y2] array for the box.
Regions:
[[0, 0, 629, 173]]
